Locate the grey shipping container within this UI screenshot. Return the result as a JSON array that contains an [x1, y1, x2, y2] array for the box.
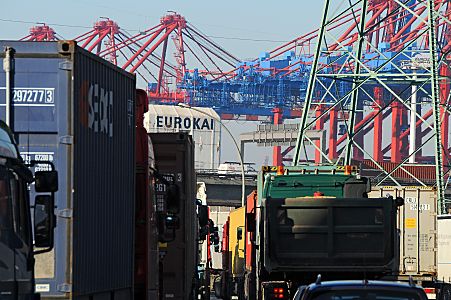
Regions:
[[150, 133, 198, 300], [0, 40, 136, 299], [370, 186, 437, 281]]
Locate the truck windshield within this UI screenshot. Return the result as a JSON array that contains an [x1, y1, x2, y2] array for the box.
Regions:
[[0, 166, 12, 231], [310, 289, 424, 300]]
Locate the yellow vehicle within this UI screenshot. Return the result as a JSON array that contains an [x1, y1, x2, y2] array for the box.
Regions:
[[217, 206, 246, 299]]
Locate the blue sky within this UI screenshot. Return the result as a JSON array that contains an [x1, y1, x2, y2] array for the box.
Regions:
[[1, 1, 324, 166], [1, 1, 323, 60]]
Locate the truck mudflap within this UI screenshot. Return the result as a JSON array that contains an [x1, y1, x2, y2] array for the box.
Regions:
[[244, 271, 256, 300], [261, 281, 289, 299]]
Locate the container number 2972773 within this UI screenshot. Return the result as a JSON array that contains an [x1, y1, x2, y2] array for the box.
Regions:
[[12, 88, 54, 104]]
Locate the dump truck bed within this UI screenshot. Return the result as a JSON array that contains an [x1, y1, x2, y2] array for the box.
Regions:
[[263, 196, 398, 273]]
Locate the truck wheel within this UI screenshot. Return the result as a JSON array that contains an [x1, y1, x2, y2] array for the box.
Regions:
[[244, 272, 256, 300], [237, 278, 245, 300]]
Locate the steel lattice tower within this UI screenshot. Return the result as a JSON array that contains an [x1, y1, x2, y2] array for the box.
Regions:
[[293, 0, 450, 213]]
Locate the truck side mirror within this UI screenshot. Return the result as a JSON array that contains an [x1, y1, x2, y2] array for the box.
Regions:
[[365, 177, 372, 193], [166, 183, 180, 214], [395, 197, 404, 207], [34, 195, 55, 249], [246, 212, 256, 232], [165, 214, 180, 230], [237, 227, 243, 241], [209, 226, 220, 246], [198, 205, 209, 227], [35, 170, 58, 193]]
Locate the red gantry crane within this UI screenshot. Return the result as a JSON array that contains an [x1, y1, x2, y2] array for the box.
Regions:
[[18, 5, 451, 209], [20, 24, 59, 41], [72, 13, 240, 104]]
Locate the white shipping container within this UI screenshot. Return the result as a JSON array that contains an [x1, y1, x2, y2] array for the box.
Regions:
[[209, 207, 234, 270], [144, 105, 221, 169], [369, 186, 437, 278], [438, 215, 451, 283], [197, 182, 233, 270]]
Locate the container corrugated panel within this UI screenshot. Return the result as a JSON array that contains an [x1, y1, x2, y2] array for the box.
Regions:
[[369, 187, 437, 279], [72, 44, 135, 296], [0, 40, 136, 298], [150, 132, 197, 300], [361, 160, 436, 184]]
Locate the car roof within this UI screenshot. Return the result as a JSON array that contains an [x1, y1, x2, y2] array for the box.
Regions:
[[307, 280, 424, 290]]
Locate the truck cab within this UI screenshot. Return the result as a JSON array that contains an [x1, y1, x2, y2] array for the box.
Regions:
[[0, 121, 57, 299]]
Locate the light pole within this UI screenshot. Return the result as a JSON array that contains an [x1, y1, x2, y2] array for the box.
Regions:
[[3, 47, 15, 128], [178, 103, 246, 206]]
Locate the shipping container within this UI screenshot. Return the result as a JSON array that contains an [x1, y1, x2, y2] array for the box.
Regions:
[[145, 104, 221, 170], [150, 132, 198, 300], [197, 182, 235, 270], [197, 182, 209, 274], [369, 186, 437, 280], [0, 40, 136, 299], [361, 160, 437, 185], [438, 215, 451, 283], [208, 206, 234, 270]]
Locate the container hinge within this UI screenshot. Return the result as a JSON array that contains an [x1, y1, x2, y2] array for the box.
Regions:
[[57, 283, 72, 293], [60, 135, 73, 145], [57, 209, 73, 219], [59, 61, 73, 71]]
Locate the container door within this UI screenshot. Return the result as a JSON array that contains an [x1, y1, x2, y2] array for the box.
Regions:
[[399, 188, 437, 275], [370, 187, 437, 276], [0, 41, 72, 297]]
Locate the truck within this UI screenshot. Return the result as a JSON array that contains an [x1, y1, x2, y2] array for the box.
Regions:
[[0, 120, 58, 299], [150, 132, 200, 300], [215, 165, 448, 299], [196, 182, 222, 300], [219, 206, 246, 299], [1, 40, 197, 300]]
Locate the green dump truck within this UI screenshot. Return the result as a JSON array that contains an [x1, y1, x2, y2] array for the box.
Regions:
[[217, 165, 447, 299]]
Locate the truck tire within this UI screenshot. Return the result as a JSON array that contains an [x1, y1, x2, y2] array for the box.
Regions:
[[244, 272, 256, 300], [213, 276, 223, 299], [236, 277, 245, 300]]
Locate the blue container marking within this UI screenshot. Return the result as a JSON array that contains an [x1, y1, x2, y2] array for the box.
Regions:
[[0, 58, 64, 132]]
